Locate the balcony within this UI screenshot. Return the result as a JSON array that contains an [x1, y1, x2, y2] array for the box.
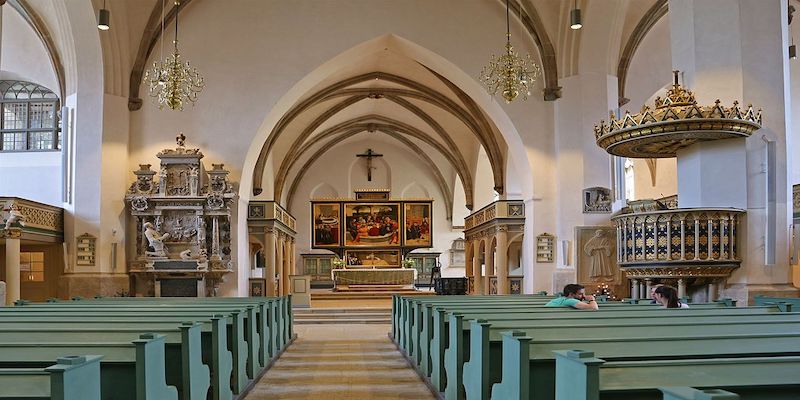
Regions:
[[611, 207, 744, 279], [464, 200, 525, 231]]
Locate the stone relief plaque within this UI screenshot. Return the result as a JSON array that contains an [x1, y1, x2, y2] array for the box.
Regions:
[[575, 226, 624, 288], [583, 187, 612, 213]]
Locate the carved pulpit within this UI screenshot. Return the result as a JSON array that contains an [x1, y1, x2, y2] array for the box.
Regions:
[[126, 136, 235, 296]]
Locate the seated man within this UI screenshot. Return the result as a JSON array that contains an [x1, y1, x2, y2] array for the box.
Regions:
[[544, 283, 598, 310]]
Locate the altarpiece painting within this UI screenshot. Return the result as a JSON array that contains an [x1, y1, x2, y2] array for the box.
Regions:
[[403, 202, 432, 247], [345, 250, 400, 267], [344, 203, 400, 247], [312, 202, 340, 247]]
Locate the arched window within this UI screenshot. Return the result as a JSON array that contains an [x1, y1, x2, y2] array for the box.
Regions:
[[0, 80, 60, 151], [624, 158, 635, 201]]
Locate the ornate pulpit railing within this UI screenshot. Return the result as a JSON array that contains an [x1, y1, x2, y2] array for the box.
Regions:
[[611, 208, 744, 298]]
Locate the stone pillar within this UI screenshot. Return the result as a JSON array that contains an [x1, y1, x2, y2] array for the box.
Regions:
[[670, 0, 793, 295], [275, 233, 284, 296], [464, 238, 473, 293], [3, 228, 21, 305], [677, 278, 687, 298], [263, 228, 276, 296], [485, 237, 495, 295], [644, 278, 653, 299], [631, 279, 640, 300], [496, 227, 509, 294], [472, 240, 483, 295]]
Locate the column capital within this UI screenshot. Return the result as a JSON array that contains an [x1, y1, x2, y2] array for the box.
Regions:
[[1, 228, 22, 239]]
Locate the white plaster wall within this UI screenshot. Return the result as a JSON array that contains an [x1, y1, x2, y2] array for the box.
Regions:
[[631, 158, 678, 200], [0, 8, 59, 92], [0, 7, 62, 208], [0, 152, 61, 205], [124, 0, 556, 294], [287, 134, 463, 276]]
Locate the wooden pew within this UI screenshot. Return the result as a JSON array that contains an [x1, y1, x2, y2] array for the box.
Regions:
[[754, 295, 799, 310], [3, 304, 262, 380], [0, 310, 248, 397], [659, 387, 740, 400], [0, 333, 178, 400], [554, 350, 800, 400], [402, 299, 735, 358], [419, 304, 764, 388], [0, 355, 102, 400], [75, 296, 293, 360], [488, 331, 800, 400], [0, 323, 216, 400], [460, 317, 800, 400]]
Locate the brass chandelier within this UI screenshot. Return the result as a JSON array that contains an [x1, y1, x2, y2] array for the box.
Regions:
[[479, 0, 541, 103], [144, 0, 204, 111]]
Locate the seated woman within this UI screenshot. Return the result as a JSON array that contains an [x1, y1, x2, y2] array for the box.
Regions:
[[653, 285, 689, 308]]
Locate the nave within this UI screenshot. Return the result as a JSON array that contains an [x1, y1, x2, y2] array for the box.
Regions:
[[247, 321, 434, 400]]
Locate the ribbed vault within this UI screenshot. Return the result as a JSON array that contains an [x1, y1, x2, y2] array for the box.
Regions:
[[255, 63, 509, 213]]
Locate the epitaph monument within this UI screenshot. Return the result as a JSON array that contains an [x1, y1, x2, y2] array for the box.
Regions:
[[126, 135, 235, 296]]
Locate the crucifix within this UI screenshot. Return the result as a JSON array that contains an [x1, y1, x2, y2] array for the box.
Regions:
[[356, 148, 383, 181]]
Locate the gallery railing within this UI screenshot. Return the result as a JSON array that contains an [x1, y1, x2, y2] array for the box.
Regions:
[[793, 184, 799, 218], [247, 201, 297, 232], [464, 200, 525, 231], [0, 197, 64, 241], [611, 208, 744, 278]]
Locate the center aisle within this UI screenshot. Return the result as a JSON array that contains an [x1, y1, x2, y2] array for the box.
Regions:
[[245, 322, 436, 399]]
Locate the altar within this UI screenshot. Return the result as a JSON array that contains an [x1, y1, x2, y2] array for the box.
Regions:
[[331, 268, 416, 291]]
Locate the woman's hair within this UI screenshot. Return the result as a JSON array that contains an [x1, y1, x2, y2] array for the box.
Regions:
[[654, 285, 680, 308]]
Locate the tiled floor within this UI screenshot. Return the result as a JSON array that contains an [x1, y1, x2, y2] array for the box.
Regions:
[[245, 324, 436, 400]]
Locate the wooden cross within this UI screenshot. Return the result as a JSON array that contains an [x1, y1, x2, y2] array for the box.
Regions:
[[356, 148, 383, 181]]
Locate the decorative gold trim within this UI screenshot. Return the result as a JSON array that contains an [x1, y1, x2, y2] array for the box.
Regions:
[[622, 265, 738, 279], [595, 72, 762, 158]]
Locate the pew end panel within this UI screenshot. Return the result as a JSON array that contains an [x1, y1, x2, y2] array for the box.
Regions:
[[553, 350, 604, 400], [489, 331, 531, 400], [134, 333, 180, 400], [45, 355, 103, 400]]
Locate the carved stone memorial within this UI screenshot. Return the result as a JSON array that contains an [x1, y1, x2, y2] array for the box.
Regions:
[[126, 135, 235, 296]]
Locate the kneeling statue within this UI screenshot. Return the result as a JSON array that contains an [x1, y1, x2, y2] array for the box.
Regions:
[[143, 222, 170, 258]]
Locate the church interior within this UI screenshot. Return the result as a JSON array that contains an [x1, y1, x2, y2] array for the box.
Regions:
[[1, 0, 800, 399]]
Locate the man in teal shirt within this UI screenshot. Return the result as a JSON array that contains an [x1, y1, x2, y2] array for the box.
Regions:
[[545, 284, 599, 310]]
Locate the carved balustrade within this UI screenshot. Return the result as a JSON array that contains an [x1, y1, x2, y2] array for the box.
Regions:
[[612, 208, 744, 279], [0, 197, 64, 242], [464, 200, 525, 231]]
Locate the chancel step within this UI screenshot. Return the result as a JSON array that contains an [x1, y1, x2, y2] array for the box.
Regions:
[[293, 308, 391, 324]]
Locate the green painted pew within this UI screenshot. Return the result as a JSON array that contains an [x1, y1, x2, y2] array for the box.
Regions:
[[392, 295, 555, 342], [401, 300, 737, 357], [754, 295, 800, 310], [86, 296, 293, 360], [82, 296, 294, 353], [555, 350, 800, 400], [0, 310, 250, 395], [401, 300, 665, 356], [425, 306, 788, 396], [416, 304, 760, 382], [659, 387, 740, 400], [0, 323, 221, 400], [459, 318, 800, 400], [3, 304, 263, 379], [0, 318, 234, 399], [488, 331, 800, 400], [402, 297, 738, 354], [0, 333, 178, 400], [422, 306, 784, 382], [0, 355, 102, 400]]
